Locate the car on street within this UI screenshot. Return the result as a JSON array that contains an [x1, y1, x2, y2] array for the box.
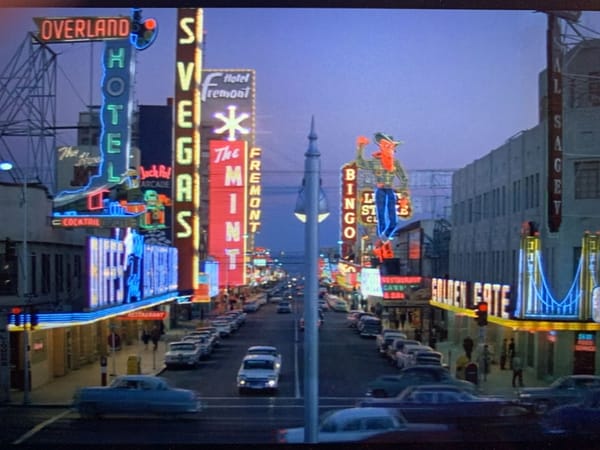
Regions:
[[237, 354, 280, 394], [518, 374, 600, 414], [376, 330, 408, 355], [357, 316, 382, 338], [395, 343, 435, 369], [358, 384, 533, 426], [387, 338, 421, 364], [365, 365, 476, 398], [180, 335, 212, 358], [540, 388, 600, 437], [72, 375, 203, 419], [164, 341, 203, 368], [276, 407, 448, 443], [243, 301, 260, 312], [276, 301, 292, 313], [245, 345, 282, 373], [211, 319, 234, 337], [330, 298, 350, 312]]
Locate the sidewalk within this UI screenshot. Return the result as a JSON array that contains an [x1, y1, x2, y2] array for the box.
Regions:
[[435, 341, 549, 398], [7, 323, 198, 407]]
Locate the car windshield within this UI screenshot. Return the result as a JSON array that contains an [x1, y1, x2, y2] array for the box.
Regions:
[[170, 343, 196, 351], [243, 360, 274, 370]]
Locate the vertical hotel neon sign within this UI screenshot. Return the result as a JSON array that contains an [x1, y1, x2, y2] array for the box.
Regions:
[[547, 13, 563, 233], [173, 8, 203, 297]]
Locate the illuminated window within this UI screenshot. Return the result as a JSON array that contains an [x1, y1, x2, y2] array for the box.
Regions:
[[575, 161, 600, 199]]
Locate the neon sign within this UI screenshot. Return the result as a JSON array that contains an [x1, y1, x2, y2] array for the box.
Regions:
[[173, 8, 203, 296], [208, 140, 247, 288], [341, 162, 357, 258], [247, 147, 262, 234], [34, 16, 131, 43]]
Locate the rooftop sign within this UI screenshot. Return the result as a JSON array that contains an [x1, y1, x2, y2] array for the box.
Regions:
[[34, 16, 131, 43]]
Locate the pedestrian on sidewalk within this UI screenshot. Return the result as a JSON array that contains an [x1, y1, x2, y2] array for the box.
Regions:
[[508, 338, 516, 369], [141, 328, 150, 350], [500, 338, 508, 370], [511, 352, 524, 388], [150, 325, 160, 351], [455, 353, 469, 380], [463, 336, 474, 361]]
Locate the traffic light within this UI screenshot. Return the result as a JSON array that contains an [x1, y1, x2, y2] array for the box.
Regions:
[[10, 307, 22, 327], [475, 301, 488, 326], [130, 9, 158, 50]]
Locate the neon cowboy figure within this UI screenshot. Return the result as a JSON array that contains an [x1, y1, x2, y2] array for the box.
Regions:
[[355, 132, 410, 241]]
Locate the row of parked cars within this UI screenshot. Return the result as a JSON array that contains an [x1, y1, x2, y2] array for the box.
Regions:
[[164, 309, 247, 369]]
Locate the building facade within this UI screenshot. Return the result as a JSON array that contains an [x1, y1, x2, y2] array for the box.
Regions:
[[445, 38, 600, 379]]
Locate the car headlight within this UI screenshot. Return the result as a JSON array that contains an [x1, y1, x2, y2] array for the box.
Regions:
[[268, 379, 276, 387], [275, 362, 281, 369]]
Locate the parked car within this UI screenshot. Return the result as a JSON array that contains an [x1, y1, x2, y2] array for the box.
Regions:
[[211, 319, 233, 337], [387, 338, 421, 364], [358, 384, 532, 426], [276, 407, 448, 443], [72, 375, 203, 419], [318, 299, 330, 311], [518, 375, 600, 414], [269, 296, 283, 304], [164, 341, 203, 368], [358, 316, 383, 338], [195, 326, 221, 347], [245, 345, 282, 373], [330, 298, 350, 313], [276, 301, 292, 313], [541, 388, 600, 437], [180, 335, 211, 358], [376, 330, 408, 355], [413, 350, 444, 367], [395, 344, 434, 369], [365, 365, 475, 398], [243, 301, 259, 312], [347, 311, 375, 328], [237, 354, 280, 394]]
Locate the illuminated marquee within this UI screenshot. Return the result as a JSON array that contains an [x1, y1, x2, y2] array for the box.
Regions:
[[431, 277, 511, 319], [173, 8, 203, 296], [247, 147, 262, 234], [34, 16, 131, 42], [358, 189, 413, 225], [208, 140, 247, 288], [547, 15, 563, 233], [340, 162, 357, 259], [87, 231, 178, 310]]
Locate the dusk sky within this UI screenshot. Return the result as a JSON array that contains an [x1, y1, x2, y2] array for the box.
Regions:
[[1, 7, 599, 253]]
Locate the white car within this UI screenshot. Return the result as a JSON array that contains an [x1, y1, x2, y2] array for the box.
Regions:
[[164, 341, 202, 368], [211, 319, 233, 337], [396, 344, 434, 369], [277, 407, 446, 443], [181, 335, 212, 357], [245, 346, 282, 373], [237, 354, 279, 394]]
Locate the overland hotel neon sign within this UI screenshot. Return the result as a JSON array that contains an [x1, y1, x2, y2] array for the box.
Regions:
[[34, 16, 131, 42]]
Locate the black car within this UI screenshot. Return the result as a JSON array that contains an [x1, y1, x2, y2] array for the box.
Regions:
[[518, 375, 600, 414], [359, 384, 534, 426], [365, 366, 475, 398], [541, 388, 600, 437]]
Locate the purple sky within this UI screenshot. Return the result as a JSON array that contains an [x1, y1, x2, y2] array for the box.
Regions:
[[1, 7, 599, 252]]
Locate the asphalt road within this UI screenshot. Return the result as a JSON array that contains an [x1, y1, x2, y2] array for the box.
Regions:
[[1, 293, 554, 445]]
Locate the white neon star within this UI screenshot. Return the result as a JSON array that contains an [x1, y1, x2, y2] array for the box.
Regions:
[[214, 105, 250, 141]]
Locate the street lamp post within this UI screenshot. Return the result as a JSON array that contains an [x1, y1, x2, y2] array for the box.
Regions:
[[0, 161, 31, 404], [294, 118, 328, 443]]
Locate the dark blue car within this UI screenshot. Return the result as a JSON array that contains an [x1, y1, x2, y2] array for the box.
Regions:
[[541, 388, 600, 437]]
